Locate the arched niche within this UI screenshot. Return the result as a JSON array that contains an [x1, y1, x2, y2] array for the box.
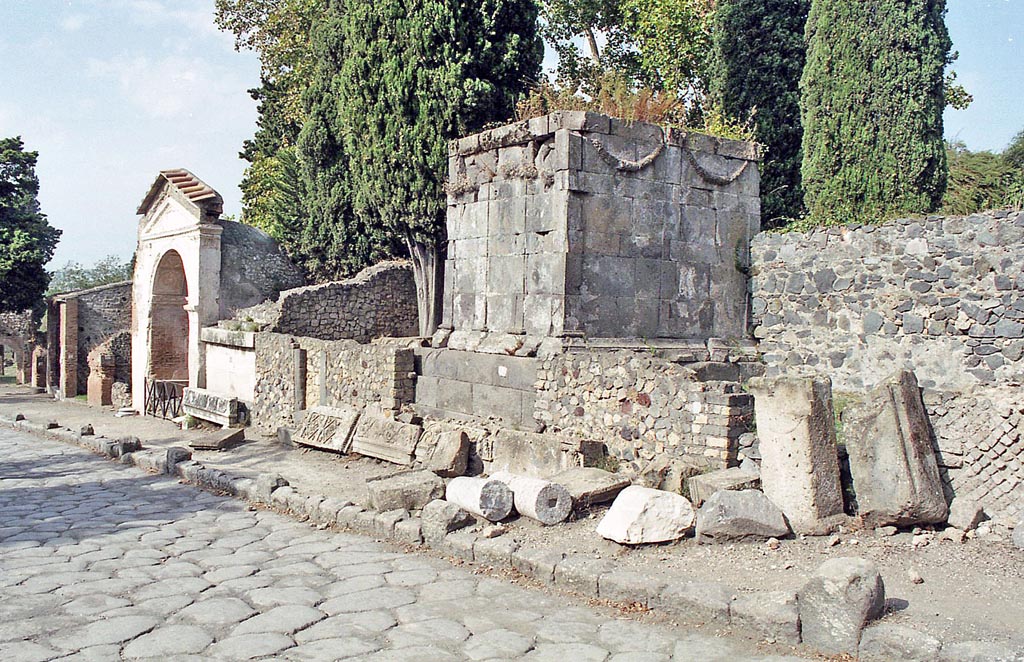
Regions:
[[148, 250, 190, 381]]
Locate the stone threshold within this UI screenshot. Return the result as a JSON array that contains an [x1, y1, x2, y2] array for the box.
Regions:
[[1, 412, 1016, 662]]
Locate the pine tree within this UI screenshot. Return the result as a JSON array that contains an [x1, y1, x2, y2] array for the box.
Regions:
[[330, 0, 543, 334], [711, 0, 809, 227], [800, 0, 951, 225]]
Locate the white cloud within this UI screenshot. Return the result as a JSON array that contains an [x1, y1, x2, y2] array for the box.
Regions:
[[60, 14, 87, 32], [86, 54, 249, 121], [100, 0, 230, 43]]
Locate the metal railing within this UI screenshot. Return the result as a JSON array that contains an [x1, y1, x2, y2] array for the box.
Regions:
[[143, 379, 187, 419]]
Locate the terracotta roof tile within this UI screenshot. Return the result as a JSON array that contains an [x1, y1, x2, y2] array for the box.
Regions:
[[137, 168, 224, 216]]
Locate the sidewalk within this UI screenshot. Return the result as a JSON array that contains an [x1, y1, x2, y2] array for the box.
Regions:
[[3, 384, 1023, 660]]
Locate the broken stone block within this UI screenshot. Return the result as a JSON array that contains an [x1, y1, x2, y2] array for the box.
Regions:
[[696, 490, 790, 543], [947, 497, 985, 531], [549, 467, 630, 507], [747, 376, 844, 534], [294, 405, 361, 453], [488, 428, 582, 477], [351, 411, 422, 465], [638, 456, 702, 494], [79, 424, 94, 437], [425, 430, 470, 478], [1013, 520, 1024, 550], [491, 471, 572, 525], [445, 476, 514, 521], [687, 467, 761, 507], [844, 371, 948, 528], [182, 387, 239, 426], [421, 499, 474, 543], [858, 623, 942, 661], [596, 486, 696, 544], [798, 557, 885, 655], [730, 590, 800, 645], [366, 470, 444, 512]]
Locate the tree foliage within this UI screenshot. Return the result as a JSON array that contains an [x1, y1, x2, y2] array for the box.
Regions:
[[215, 0, 322, 253], [799, 0, 952, 226], [47, 255, 132, 295], [0, 137, 60, 313], [942, 139, 1024, 215], [711, 0, 808, 228], [317, 0, 543, 332], [540, 0, 713, 102]]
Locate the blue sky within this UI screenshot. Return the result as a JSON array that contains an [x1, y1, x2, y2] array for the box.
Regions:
[[0, 0, 1021, 269]]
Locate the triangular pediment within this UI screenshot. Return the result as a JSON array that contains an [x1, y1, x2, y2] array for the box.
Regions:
[[137, 169, 223, 232]]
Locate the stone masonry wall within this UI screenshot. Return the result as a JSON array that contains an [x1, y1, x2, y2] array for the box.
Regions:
[[444, 111, 760, 348], [535, 350, 753, 471], [253, 332, 415, 436], [239, 261, 418, 342], [750, 210, 1024, 391], [751, 210, 1024, 523], [64, 282, 132, 395]]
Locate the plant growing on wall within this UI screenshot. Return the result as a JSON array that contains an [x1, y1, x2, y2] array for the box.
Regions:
[[799, 0, 953, 226], [0, 137, 60, 314], [324, 0, 543, 335], [710, 0, 809, 228]]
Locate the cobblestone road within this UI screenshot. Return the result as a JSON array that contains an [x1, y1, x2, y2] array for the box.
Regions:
[[0, 429, 803, 661]]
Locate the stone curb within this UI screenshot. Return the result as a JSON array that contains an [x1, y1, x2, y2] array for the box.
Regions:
[[3, 413, 1018, 662]]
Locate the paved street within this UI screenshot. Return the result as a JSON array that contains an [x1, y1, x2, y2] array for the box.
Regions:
[[0, 429, 801, 661]]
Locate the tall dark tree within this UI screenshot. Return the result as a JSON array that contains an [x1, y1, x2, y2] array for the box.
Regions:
[[321, 0, 543, 334], [800, 0, 952, 225], [711, 0, 809, 227], [0, 137, 60, 313]]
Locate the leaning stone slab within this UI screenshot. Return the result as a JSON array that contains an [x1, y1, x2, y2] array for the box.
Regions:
[[687, 467, 761, 507], [182, 387, 239, 426], [365, 470, 444, 512], [798, 557, 885, 655], [843, 371, 948, 528], [491, 471, 572, 525], [424, 430, 470, 478], [858, 623, 942, 661], [351, 411, 421, 465], [747, 376, 844, 534], [596, 486, 695, 544], [445, 476, 514, 521], [294, 405, 361, 454], [550, 467, 630, 507], [730, 591, 800, 645], [696, 489, 790, 543]]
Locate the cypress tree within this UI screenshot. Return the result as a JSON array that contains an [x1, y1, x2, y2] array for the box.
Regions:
[[332, 0, 543, 334], [711, 0, 809, 227], [800, 0, 951, 225]]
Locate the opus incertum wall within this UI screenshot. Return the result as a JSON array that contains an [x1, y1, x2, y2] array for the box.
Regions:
[[443, 111, 761, 353]]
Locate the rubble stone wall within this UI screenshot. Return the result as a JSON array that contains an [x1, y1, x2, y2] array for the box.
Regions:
[[253, 332, 415, 435], [239, 261, 418, 342], [534, 350, 753, 471], [751, 210, 1024, 523], [751, 210, 1024, 391]]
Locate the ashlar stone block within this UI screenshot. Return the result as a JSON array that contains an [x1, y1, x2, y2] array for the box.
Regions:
[[747, 376, 844, 534]]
